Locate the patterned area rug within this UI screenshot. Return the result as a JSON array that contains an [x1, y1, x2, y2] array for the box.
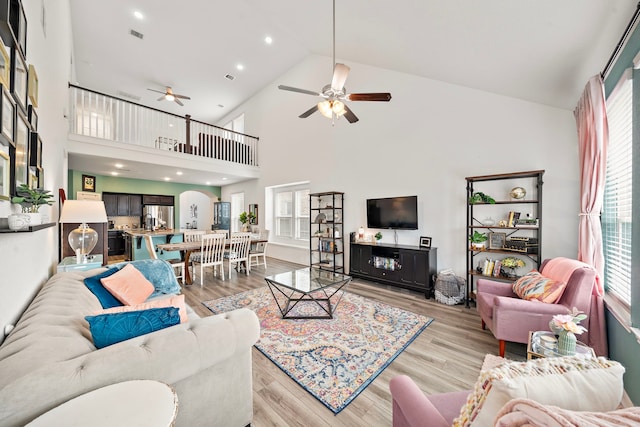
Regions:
[[202, 286, 433, 413]]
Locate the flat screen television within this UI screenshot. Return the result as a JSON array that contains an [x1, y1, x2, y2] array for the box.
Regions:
[[366, 196, 418, 230]]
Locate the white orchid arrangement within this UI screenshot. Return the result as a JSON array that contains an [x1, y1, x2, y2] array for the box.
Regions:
[[551, 307, 588, 335]]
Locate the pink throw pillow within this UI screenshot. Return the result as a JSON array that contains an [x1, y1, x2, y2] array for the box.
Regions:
[[512, 270, 567, 303], [99, 294, 188, 323], [100, 264, 155, 305]]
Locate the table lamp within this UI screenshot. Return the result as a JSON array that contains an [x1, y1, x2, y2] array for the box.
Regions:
[[59, 200, 108, 263]]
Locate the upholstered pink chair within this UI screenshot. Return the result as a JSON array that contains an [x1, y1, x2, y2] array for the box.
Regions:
[[476, 258, 597, 357]]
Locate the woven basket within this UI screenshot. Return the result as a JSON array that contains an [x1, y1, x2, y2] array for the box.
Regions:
[[434, 273, 465, 305]]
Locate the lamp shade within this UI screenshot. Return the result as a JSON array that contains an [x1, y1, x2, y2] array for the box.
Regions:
[[59, 200, 108, 223]]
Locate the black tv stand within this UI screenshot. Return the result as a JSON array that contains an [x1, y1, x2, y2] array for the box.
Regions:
[[349, 242, 438, 298]]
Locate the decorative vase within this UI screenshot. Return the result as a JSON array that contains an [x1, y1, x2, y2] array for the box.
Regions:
[[549, 320, 563, 336], [8, 214, 29, 230], [557, 330, 577, 355]]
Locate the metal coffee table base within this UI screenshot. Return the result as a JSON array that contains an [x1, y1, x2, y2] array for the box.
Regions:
[[265, 278, 351, 319]]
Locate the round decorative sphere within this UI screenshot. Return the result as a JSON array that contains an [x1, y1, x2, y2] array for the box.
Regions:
[[509, 187, 526, 199]]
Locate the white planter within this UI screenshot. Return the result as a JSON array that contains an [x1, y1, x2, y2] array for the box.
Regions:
[[8, 214, 30, 230], [25, 212, 42, 225]]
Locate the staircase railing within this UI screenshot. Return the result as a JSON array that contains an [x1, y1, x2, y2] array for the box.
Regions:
[[69, 84, 259, 166]]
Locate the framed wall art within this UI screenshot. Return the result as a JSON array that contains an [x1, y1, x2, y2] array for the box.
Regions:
[[249, 204, 258, 224], [11, 48, 27, 113], [0, 148, 9, 200], [488, 232, 506, 250], [29, 132, 41, 168], [13, 112, 28, 194], [419, 236, 432, 249], [0, 84, 14, 146], [28, 64, 37, 107], [27, 104, 36, 131], [82, 174, 96, 192], [37, 167, 44, 189], [16, 0, 26, 57], [0, 38, 9, 88]]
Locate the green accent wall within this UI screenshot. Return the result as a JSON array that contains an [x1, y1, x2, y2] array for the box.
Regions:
[[68, 170, 222, 224]]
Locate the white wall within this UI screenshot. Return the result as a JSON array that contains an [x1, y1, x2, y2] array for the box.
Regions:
[[0, 1, 74, 340], [178, 190, 214, 230], [222, 55, 579, 274]]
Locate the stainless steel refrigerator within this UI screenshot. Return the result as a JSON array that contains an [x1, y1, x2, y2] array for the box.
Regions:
[[143, 205, 174, 230]]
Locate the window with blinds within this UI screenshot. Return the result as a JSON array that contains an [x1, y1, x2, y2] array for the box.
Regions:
[[602, 74, 633, 305]]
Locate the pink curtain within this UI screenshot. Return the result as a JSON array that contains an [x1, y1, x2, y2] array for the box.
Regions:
[[573, 74, 608, 356]]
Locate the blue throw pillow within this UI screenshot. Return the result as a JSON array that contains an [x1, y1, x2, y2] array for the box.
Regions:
[[84, 268, 124, 309], [108, 259, 181, 298], [85, 307, 180, 349]]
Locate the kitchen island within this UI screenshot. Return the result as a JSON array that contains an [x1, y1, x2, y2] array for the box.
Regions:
[[123, 229, 184, 261]]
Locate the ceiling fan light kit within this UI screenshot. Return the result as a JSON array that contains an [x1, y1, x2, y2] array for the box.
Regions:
[[147, 86, 191, 106], [278, 0, 391, 124]]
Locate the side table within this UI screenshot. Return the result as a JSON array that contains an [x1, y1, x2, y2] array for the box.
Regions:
[[57, 255, 104, 272], [26, 380, 178, 426], [527, 330, 596, 360]]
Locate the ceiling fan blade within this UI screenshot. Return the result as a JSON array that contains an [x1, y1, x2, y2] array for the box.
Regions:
[[342, 104, 359, 123], [299, 105, 319, 118], [331, 63, 350, 92], [148, 88, 167, 95], [174, 98, 184, 106], [278, 85, 322, 97], [157, 95, 166, 101], [174, 94, 191, 100], [347, 93, 392, 102]]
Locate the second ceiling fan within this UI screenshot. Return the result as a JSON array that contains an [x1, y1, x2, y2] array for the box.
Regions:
[[278, 0, 391, 123], [148, 87, 191, 106]]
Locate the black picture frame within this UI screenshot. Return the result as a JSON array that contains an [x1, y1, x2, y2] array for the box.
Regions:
[[82, 174, 96, 192], [0, 83, 14, 146], [10, 47, 27, 114], [488, 232, 506, 250], [419, 236, 432, 249], [27, 103, 36, 131], [0, 148, 8, 200], [29, 131, 41, 168], [249, 204, 258, 225], [16, 0, 26, 58], [12, 111, 28, 195]]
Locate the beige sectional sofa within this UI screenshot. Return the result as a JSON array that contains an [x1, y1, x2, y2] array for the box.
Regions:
[[0, 265, 260, 427]]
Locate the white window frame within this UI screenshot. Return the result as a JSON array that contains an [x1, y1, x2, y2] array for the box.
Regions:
[[266, 182, 310, 247], [230, 192, 244, 233]]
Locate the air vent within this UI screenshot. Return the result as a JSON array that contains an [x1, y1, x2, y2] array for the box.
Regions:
[[117, 90, 141, 101], [224, 74, 235, 81], [129, 29, 144, 39]]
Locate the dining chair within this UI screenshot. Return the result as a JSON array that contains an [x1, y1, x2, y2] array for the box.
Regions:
[[183, 230, 206, 276], [225, 232, 252, 277], [144, 234, 184, 281], [249, 229, 270, 269], [192, 233, 226, 286]]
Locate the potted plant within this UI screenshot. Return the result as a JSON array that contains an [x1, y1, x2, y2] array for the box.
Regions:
[[469, 230, 487, 250], [238, 211, 256, 232], [468, 192, 496, 204], [11, 184, 54, 227], [374, 232, 382, 244]]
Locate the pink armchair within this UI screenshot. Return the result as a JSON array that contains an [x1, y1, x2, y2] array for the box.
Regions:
[[476, 258, 596, 357]]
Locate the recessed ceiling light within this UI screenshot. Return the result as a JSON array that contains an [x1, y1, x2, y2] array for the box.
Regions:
[[222, 177, 228, 181], [111, 172, 119, 176], [205, 181, 211, 185], [169, 123, 174, 127], [164, 177, 171, 181], [236, 64, 244, 71], [115, 163, 124, 168], [134, 10, 144, 20], [176, 171, 183, 176], [265, 36, 273, 45]]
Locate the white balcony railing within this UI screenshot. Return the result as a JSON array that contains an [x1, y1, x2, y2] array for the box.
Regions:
[[69, 84, 259, 166]]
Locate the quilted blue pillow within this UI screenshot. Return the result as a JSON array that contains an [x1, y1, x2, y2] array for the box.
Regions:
[[108, 259, 181, 298], [84, 268, 124, 309], [85, 307, 180, 349]]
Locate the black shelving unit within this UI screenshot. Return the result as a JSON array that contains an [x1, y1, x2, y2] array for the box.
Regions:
[[465, 170, 544, 307], [309, 191, 344, 273]]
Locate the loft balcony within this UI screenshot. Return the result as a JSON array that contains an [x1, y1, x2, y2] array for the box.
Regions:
[[66, 85, 260, 183]]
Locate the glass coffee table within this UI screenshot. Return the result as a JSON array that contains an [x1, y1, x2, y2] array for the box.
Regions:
[[264, 267, 352, 319]]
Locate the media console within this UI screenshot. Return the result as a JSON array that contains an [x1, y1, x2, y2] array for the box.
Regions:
[[349, 242, 438, 298]]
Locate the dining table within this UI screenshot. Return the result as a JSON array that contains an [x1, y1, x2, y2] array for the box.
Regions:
[[156, 239, 267, 285]]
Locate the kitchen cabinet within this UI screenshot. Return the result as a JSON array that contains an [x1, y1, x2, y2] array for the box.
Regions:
[[104, 192, 143, 217], [142, 195, 174, 206], [103, 193, 118, 217], [108, 230, 126, 256]]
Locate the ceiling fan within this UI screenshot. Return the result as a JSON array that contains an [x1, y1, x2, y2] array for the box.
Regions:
[[278, 0, 391, 124], [147, 87, 191, 106]]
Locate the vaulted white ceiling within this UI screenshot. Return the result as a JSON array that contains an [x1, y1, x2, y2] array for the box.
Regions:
[[68, 0, 637, 183]]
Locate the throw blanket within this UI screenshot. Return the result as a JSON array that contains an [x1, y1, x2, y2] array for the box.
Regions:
[[494, 398, 640, 427], [543, 257, 607, 357]]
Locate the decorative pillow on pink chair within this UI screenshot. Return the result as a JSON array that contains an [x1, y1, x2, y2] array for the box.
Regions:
[[512, 270, 567, 303], [100, 263, 155, 305]]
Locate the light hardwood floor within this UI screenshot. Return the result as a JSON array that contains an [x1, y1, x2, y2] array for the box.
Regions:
[[181, 258, 527, 426]]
